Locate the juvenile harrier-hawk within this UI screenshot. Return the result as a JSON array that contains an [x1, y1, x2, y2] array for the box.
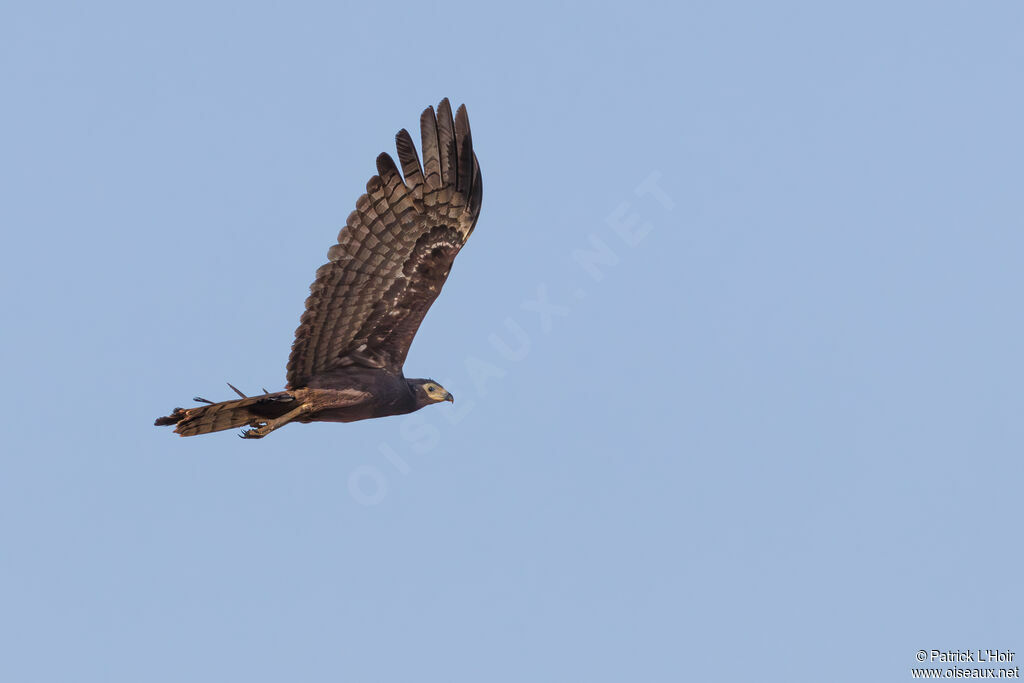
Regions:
[[156, 99, 482, 438]]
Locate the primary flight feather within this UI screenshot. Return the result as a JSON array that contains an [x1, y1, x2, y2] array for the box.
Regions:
[[156, 99, 482, 438]]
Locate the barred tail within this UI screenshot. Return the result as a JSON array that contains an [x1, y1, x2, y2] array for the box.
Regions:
[[155, 391, 295, 437]]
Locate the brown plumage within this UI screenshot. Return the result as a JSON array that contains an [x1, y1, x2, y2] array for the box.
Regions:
[[155, 99, 482, 438]]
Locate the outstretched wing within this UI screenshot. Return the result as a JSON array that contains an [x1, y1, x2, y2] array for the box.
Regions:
[[286, 99, 483, 389]]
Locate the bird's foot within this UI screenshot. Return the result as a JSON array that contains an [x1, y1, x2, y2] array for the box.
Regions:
[[239, 421, 270, 439], [237, 402, 310, 440]]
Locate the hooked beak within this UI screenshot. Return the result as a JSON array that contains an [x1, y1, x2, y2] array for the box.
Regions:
[[444, 392, 454, 403]]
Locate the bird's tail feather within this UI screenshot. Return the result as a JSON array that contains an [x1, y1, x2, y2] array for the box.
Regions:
[[155, 392, 295, 437]]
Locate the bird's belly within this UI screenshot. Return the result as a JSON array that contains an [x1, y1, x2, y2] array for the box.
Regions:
[[306, 406, 375, 423], [305, 401, 414, 424]]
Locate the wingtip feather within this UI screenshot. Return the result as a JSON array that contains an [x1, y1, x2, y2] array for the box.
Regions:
[[395, 128, 423, 188], [420, 105, 442, 190], [436, 99, 457, 187]]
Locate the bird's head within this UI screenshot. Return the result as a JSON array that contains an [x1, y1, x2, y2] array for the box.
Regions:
[[409, 379, 454, 408]]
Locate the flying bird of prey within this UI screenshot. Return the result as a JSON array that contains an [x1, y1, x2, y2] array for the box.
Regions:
[[155, 99, 482, 438]]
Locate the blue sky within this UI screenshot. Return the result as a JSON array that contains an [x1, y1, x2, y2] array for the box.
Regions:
[[2, 2, 1022, 681]]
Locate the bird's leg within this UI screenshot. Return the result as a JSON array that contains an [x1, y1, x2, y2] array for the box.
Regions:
[[240, 402, 312, 439]]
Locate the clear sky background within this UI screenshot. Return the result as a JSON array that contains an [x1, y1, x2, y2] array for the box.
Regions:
[[2, 2, 1022, 681]]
